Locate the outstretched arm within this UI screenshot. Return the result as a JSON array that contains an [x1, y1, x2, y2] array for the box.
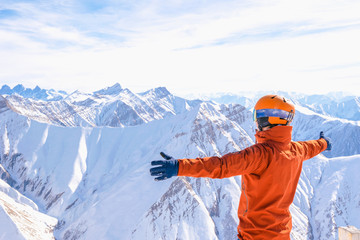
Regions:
[[178, 144, 269, 179], [297, 131, 331, 161], [150, 145, 269, 181]]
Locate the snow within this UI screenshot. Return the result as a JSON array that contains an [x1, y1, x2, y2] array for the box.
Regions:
[[0, 180, 57, 240], [0, 206, 26, 240], [0, 180, 38, 210], [0, 85, 359, 239]]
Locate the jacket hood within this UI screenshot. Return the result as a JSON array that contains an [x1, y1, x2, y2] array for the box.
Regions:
[[255, 125, 292, 144]]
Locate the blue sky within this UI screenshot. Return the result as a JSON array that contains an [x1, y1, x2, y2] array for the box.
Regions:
[[1, 0, 360, 96]]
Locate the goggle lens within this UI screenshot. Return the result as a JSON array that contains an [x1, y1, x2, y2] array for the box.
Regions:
[[253, 109, 294, 122]]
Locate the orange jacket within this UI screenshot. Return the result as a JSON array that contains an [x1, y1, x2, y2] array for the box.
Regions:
[[178, 126, 327, 240]]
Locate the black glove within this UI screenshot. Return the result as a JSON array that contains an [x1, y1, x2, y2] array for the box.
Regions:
[[150, 152, 179, 181], [320, 131, 332, 151]]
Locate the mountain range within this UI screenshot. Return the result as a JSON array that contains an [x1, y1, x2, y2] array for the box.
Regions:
[[0, 84, 359, 239]]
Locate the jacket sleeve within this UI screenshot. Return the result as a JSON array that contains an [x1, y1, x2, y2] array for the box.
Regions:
[[296, 138, 328, 161], [177, 144, 270, 179]]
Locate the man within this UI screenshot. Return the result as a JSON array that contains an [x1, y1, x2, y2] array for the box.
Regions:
[[150, 95, 331, 239]]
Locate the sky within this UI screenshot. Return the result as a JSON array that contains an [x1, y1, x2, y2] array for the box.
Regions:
[[0, 0, 360, 97]]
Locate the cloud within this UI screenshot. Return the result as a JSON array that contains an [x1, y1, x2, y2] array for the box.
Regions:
[[0, 9, 19, 19], [0, 0, 360, 95], [2, 0, 359, 49]]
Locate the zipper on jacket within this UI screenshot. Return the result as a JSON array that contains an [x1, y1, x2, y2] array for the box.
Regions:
[[241, 178, 248, 216]]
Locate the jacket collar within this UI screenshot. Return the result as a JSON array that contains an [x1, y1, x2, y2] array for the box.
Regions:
[[255, 125, 292, 144]]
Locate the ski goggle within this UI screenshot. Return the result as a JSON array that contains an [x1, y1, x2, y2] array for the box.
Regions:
[[253, 108, 295, 122]]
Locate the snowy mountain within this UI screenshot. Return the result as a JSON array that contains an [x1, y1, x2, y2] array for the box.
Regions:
[[289, 93, 360, 121], [0, 84, 68, 101], [3, 84, 201, 127], [0, 84, 359, 240], [202, 91, 360, 121], [200, 91, 360, 157]]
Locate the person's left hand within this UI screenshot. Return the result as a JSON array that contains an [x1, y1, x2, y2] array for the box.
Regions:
[[320, 131, 332, 151]]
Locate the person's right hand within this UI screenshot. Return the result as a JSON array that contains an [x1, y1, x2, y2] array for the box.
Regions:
[[150, 152, 179, 181]]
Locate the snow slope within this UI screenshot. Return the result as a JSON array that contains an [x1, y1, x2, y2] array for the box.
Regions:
[[0, 98, 254, 239], [0, 179, 57, 240]]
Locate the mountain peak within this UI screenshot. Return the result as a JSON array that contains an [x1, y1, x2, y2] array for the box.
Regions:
[[0, 85, 12, 94], [94, 83, 123, 95], [140, 87, 171, 99], [154, 87, 171, 97], [13, 84, 25, 92], [33, 86, 41, 92]]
